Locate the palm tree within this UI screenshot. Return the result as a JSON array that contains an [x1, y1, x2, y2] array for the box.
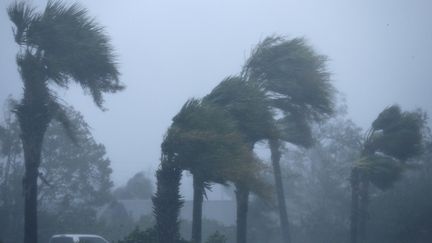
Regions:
[[204, 77, 275, 243], [7, 2, 123, 242], [152, 152, 184, 243], [241, 36, 335, 243], [162, 99, 260, 243], [350, 105, 425, 243]]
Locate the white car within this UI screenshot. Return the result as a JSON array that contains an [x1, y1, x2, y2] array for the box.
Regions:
[[49, 234, 109, 243]]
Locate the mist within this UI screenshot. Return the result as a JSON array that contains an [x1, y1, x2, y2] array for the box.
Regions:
[[0, 1, 431, 243]]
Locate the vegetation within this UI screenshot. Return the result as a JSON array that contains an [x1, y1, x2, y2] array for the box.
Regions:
[[2, 2, 430, 243], [242, 36, 335, 243], [0, 106, 113, 243], [350, 105, 425, 243], [7, 1, 123, 242], [114, 172, 154, 200]]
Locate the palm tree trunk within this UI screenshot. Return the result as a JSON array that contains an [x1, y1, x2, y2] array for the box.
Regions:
[[358, 173, 369, 243], [21, 132, 44, 243], [17, 64, 50, 243], [350, 168, 360, 243], [192, 176, 204, 243], [153, 155, 183, 243], [269, 139, 291, 243], [235, 184, 250, 243]]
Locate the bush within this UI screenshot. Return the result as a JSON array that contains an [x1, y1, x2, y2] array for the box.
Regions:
[[205, 231, 227, 243], [118, 227, 189, 243], [117, 227, 157, 243]]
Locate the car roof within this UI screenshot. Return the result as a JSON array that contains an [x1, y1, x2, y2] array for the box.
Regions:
[[51, 234, 106, 240]]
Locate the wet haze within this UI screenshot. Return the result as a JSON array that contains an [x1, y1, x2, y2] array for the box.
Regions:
[[1, 0, 431, 194]]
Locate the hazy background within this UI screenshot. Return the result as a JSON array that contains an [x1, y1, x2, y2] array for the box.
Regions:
[[1, 0, 431, 196]]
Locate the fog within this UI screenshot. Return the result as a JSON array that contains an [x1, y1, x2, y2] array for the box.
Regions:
[[1, 0, 431, 187], [0, 1, 432, 242]]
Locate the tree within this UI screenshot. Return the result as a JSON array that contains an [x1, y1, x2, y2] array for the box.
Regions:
[[242, 36, 335, 243], [152, 153, 184, 243], [162, 99, 264, 243], [0, 105, 113, 243], [367, 136, 432, 243], [350, 105, 425, 243], [204, 77, 274, 243], [7, 1, 123, 242], [0, 102, 23, 243], [114, 172, 154, 200]]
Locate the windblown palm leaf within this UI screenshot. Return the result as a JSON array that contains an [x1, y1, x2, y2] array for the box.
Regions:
[[204, 76, 276, 144], [8, 0, 123, 108], [163, 98, 259, 185], [243, 36, 334, 121], [354, 155, 404, 190]]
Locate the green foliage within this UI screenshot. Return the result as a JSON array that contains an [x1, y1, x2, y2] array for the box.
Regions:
[[117, 227, 158, 243], [114, 172, 154, 200], [355, 156, 404, 190], [243, 36, 334, 121], [368, 105, 425, 161], [205, 231, 227, 243], [8, 0, 124, 107], [204, 76, 276, 144], [0, 106, 113, 243], [367, 140, 432, 243], [162, 98, 263, 188], [357, 105, 426, 189], [152, 156, 184, 243], [118, 227, 190, 243]]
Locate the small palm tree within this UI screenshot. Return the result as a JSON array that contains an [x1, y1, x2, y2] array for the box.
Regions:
[[7, 1, 123, 242], [350, 105, 425, 243]]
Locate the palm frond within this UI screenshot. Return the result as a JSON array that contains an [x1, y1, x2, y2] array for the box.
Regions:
[[12, 0, 124, 108], [48, 101, 78, 145], [355, 155, 404, 190], [367, 107, 425, 161], [371, 105, 402, 130], [7, 1, 39, 45], [243, 35, 335, 121], [204, 76, 276, 143]]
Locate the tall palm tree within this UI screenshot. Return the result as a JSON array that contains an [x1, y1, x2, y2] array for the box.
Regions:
[[350, 105, 424, 243], [204, 77, 275, 243], [162, 99, 261, 243], [7, 2, 123, 242], [241, 36, 335, 243]]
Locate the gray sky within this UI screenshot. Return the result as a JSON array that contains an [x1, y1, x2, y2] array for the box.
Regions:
[[1, 0, 432, 193]]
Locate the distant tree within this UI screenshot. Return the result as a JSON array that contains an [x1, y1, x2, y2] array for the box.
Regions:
[[7, 1, 123, 242], [114, 172, 153, 200], [350, 105, 425, 243], [0, 105, 113, 243], [242, 36, 335, 243], [205, 231, 227, 243], [0, 103, 23, 243]]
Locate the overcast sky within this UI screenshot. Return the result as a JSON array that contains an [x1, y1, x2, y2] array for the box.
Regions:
[[1, 0, 431, 195]]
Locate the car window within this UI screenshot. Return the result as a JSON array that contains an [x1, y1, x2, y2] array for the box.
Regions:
[[50, 237, 75, 243], [78, 237, 107, 243]]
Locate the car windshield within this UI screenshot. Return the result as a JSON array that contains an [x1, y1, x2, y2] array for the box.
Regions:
[[78, 237, 107, 243], [50, 237, 74, 243]]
